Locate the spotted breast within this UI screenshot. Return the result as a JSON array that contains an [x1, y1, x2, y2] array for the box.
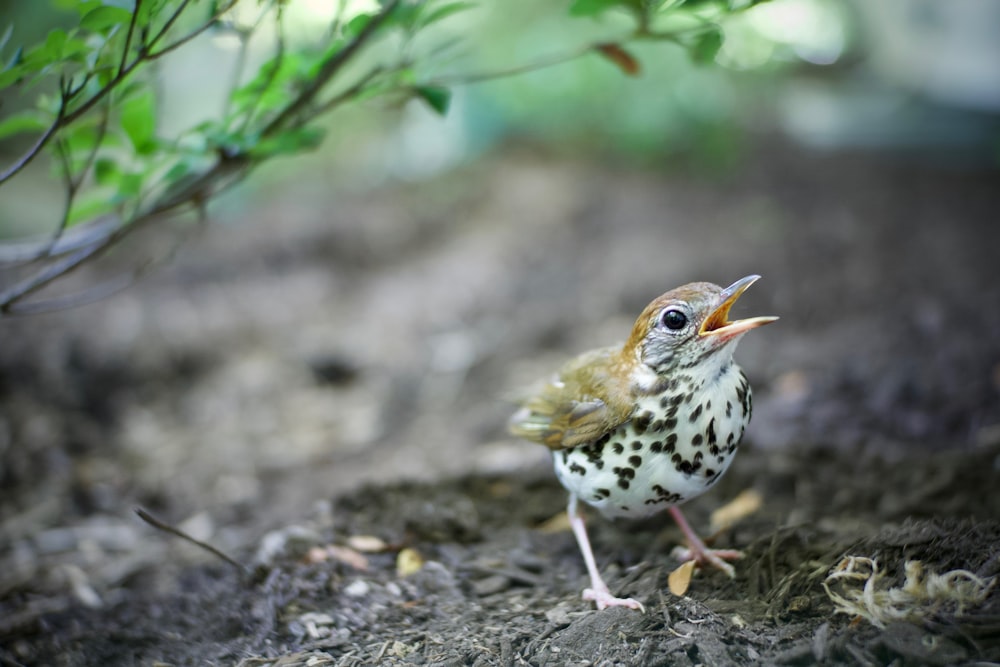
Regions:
[[553, 365, 751, 520]]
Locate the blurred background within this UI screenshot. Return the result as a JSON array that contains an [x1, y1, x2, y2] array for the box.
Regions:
[[1, 0, 999, 608]]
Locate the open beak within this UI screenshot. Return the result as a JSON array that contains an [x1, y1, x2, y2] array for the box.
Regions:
[[699, 275, 778, 339]]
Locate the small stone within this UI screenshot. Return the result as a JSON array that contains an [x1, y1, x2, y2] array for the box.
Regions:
[[472, 575, 511, 596], [344, 579, 370, 597]]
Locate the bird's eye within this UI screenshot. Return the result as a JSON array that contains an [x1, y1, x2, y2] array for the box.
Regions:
[[660, 308, 688, 331]]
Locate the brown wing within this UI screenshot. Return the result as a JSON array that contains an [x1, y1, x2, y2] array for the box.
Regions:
[[508, 346, 635, 450]]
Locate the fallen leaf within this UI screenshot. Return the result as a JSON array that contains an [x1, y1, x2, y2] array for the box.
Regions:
[[305, 544, 369, 570], [536, 511, 571, 534], [668, 560, 696, 596], [710, 488, 763, 533]]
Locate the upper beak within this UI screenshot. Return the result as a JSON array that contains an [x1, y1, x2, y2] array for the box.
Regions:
[[699, 275, 778, 339]]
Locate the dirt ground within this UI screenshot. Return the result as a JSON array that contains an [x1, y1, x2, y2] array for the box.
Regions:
[[2, 143, 1000, 666]]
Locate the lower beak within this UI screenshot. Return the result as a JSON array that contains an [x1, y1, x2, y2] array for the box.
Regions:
[[699, 275, 779, 339]]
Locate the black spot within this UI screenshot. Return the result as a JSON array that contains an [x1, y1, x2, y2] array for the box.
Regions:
[[706, 418, 717, 446], [594, 459, 604, 470], [629, 440, 641, 451], [612, 466, 635, 480], [632, 411, 652, 435], [706, 400, 712, 410], [726, 432, 735, 445], [612, 442, 624, 455], [620, 505, 629, 512], [660, 395, 671, 409], [649, 441, 663, 453], [595, 433, 611, 447], [684, 392, 694, 404], [649, 419, 664, 432], [617, 479, 630, 490], [664, 418, 678, 430], [726, 401, 733, 418], [691, 433, 703, 446], [628, 455, 642, 467], [596, 488, 611, 498], [561, 451, 569, 463], [689, 404, 703, 422], [678, 460, 693, 474], [705, 468, 715, 477], [665, 433, 677, 453], [569, 462, 586, 476]]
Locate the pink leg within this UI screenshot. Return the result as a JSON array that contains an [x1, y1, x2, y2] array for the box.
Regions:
[[566, 495, 644, 611], [668, 506, 742, 578]]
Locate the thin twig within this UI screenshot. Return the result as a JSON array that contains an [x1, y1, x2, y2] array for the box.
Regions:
[[261, 0, 401, 136], [135, 507, 246, 574], [425, 43, 597, 87], [146, 0, 241, 59], [119, 0, 143, 77], [145, 0, 192, 52], [304, 65, 384, 122]]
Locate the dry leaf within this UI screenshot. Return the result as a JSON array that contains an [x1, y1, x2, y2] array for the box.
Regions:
[[593, 43, 641, 76], [396, 547, 424, 577], [536, 511, 572, 534], [668, 560, 697, 596], [709, 488, 763, 533], [305, 544, 369, 570]]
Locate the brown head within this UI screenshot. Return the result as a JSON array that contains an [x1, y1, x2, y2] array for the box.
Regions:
[[624, 275, 778, 375]]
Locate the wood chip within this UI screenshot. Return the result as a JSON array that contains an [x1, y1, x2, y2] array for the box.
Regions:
[[346, 535, 389, 553], [668, 560, 697, 596]]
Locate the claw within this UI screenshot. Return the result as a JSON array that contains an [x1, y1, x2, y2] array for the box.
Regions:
[[583, 587, 645, 612]]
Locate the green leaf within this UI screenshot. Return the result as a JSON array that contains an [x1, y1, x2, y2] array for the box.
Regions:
[[569, 0, 631, 17], [690, 27, 723, 63], [0, 110, 51, 140], [420, 1, 475, 27], [414, 85, 451, 116], [94, 157, 121, 185], [249, 126, 325, 158], [120, 88, 157, 153], [80, 6, 133, 33], [67, 189, 115, 226], [344, 13, 373, 39]]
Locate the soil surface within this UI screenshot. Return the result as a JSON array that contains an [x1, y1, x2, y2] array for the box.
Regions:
[[2, 144, 1000, 666]]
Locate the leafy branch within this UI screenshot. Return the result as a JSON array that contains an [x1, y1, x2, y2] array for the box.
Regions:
[[0, 0, 765, 315]]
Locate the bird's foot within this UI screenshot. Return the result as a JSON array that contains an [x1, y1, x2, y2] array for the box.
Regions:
[[671, 545, 742, 578], [583, 586, 645, 612]]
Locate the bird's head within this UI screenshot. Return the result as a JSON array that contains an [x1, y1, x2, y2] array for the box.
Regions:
[[626, 275, 778, 375]]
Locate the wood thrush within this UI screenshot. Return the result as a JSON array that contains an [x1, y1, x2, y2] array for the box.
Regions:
[[510, 275, 777, 610]]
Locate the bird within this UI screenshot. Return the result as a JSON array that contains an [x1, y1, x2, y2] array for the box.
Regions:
[[509, 275, 777, 611]]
